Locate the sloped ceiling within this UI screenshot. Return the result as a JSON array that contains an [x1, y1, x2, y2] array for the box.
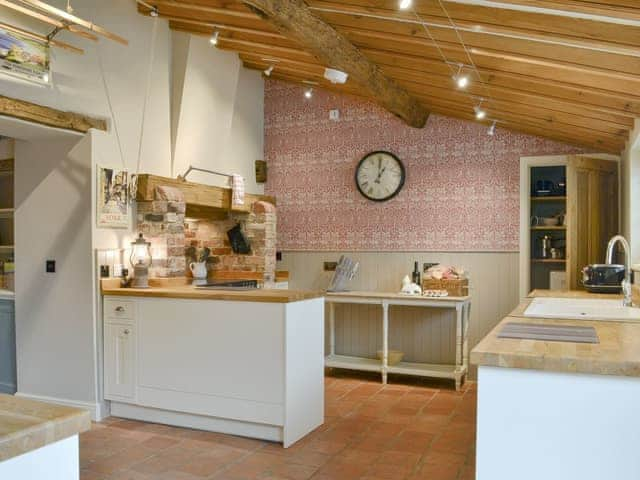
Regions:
[[138, 0, 640, 153]]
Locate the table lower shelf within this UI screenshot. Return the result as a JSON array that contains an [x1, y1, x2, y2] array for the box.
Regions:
[[325, 354, 464, 380]]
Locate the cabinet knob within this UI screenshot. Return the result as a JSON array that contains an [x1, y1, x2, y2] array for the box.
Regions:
[[115, 306, 125, 312], [123, 329, 130, 335]]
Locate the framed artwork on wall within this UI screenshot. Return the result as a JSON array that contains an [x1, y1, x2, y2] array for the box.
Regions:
[[0, 26, 51, 85], [97, 166, 130, 229]]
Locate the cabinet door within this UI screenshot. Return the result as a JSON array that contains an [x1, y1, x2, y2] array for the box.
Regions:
[[567, 156, 619, 289], [104, 323, 135, 399]]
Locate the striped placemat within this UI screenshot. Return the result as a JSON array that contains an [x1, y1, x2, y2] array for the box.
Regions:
[[498, 322, 599, 344]]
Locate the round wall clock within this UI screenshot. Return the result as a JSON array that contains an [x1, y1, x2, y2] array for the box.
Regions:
[[355, 151, 406, 202]]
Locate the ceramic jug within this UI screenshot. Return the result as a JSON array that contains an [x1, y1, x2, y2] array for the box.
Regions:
[[190, 261, 207, 284]]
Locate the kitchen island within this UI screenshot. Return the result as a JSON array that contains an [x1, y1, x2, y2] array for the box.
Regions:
[[472, 290, 640, 480], [101, 280, 324, 448], [0, 394, 90, 479]]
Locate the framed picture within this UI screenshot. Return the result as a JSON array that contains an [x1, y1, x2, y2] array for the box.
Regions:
[[97, 166, 130, 229], [0, 26, 50, 84]]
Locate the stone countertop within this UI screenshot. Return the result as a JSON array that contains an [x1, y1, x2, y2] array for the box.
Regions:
[[0, 394, 90, 462], [101, 279, 323, 304], [470, 290, 640, 377]]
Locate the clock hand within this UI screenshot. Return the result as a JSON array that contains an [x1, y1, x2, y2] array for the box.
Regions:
[[375, 167, 387, 183]]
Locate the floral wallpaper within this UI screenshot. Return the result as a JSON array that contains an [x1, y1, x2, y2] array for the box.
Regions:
[[264, 80, 584, 252]]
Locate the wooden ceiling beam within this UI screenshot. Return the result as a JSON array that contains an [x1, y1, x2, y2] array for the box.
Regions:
[[240, 0, 429, 128], [0, 95, 107, 133]]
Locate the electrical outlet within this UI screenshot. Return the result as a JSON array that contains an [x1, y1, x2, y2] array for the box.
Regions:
[[46, 260, 56, 273], [324, 261, 338, 271], [329, 109, 340, 121]]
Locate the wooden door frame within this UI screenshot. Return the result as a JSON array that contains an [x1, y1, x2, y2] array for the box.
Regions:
[[519, 155, 568, 300], [519, 153, 619, 299]]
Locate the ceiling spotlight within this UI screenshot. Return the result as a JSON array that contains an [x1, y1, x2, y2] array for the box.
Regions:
[[399, 0, 412, 9], [456, 75, 469, 89], [304, 87, 313, 99], [453, 64, 469, 89], [474, 101, 486, 120], [209, 31, 219, 46], [487, 120, 497, 136], [150, 7, 159, 17], [264, 65, 274, 76]]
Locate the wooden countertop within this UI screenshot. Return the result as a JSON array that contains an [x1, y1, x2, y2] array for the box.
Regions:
[[0, 394, 90, 462], [101, 279, 323, 304], [471, 290, 640, 377]]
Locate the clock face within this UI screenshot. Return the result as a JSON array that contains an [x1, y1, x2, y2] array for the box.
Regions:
[[355, 151, 406, 202]]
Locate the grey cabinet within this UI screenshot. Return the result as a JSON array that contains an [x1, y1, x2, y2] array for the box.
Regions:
[[0, 298, 16, 394]]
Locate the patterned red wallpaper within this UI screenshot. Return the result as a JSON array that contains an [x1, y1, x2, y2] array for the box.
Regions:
[[264, 80, 584, 252]]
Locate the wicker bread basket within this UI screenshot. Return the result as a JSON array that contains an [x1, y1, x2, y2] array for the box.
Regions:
[[422, 278, 469, 297]]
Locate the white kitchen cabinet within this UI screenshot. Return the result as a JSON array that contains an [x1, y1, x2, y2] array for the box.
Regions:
[[102, 294, 324, 447], [104, 323, 135, 400]]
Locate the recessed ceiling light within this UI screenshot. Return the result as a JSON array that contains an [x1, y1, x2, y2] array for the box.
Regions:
[[150, 7, 159, 17], [304, 87, 313, 99], [399, 0, 412, 10], [209, 31, 219, 46], [474, 104, 486, 120]]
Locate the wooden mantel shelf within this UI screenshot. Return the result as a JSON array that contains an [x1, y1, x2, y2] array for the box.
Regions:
[[136, 174, 275, 216]]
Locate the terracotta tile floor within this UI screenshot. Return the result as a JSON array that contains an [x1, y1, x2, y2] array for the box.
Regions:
[[80, 372, 477, 480]]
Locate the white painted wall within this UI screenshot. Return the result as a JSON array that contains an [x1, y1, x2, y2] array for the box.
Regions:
[[14, 135, 96, 405], [172, 33, 265, 194], [2, 2, 265, 413], [622, 119, 640, 264]]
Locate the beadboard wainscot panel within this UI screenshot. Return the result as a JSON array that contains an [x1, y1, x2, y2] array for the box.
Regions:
[[280, 251, 519, 378]]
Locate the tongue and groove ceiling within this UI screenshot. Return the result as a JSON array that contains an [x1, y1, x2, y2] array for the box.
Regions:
[[137, 0, 640, 153]]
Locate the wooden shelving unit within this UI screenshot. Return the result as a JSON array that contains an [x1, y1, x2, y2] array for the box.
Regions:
[[530, 196, 566, 202], [531, 226, 566, 231], [522, 156, 618, 295]]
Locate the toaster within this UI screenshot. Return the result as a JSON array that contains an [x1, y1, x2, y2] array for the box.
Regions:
[[582, 264, 625, 293]]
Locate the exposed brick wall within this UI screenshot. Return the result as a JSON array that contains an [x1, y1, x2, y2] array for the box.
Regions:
[[185, 201, 277, 282], [136, 200, 186, 277], [136, 191, 276, 282]]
